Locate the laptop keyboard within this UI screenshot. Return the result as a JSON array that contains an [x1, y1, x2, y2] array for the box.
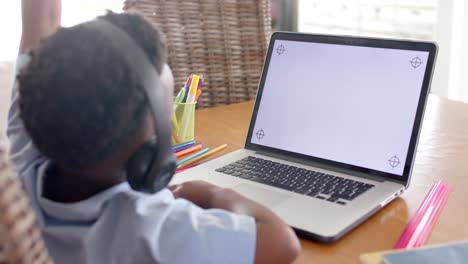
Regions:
[[215, 156, 375, 205]]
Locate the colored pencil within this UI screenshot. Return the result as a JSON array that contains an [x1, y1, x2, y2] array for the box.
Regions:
[[175, 144, 202, 158], [182, 75, 192, 102], [195, 89, 202, 101], [184, 74, 192, 89], [394, 181, 440, 248], [393, 180, 451, 249], [176, 144, 227, 168], [409, 183, 450, 248], [175, 163, 200, 174], [172, 140, 195, 151], [178, 75, 200, 139], [197, 75, 204, 90], [187, 75, 199, 102], [176, 147, 210, 166], [174, 87, 185, 103]]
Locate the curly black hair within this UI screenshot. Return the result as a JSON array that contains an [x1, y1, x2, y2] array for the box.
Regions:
[[18, 11, 167, 169]]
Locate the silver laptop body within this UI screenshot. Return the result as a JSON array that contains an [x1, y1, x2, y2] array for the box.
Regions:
[[172, 32, 437, 242]]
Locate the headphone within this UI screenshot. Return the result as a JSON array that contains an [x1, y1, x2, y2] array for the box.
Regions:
[[85, 19, 176, 193]]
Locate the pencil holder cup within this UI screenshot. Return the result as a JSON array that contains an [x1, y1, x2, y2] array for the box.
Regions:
[[172, 102, 197, 144]]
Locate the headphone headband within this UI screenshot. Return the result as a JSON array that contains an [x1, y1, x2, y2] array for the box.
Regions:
[[84, 19, 176, 193]]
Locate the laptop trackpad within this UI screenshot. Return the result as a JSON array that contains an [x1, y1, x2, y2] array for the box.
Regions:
[[233, 184, 291, 208]]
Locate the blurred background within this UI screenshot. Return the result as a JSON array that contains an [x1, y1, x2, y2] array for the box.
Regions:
[[1, 0, 467, 124]]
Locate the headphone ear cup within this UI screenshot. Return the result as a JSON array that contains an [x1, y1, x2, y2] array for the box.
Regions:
[[126, 143, 156, 191]]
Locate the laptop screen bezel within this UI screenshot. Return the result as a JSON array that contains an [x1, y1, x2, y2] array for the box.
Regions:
[[244, 32, 437, 184]]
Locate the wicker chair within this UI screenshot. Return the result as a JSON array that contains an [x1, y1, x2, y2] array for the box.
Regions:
[[124, 0, 272, 108], [0, 141, 52, 264]]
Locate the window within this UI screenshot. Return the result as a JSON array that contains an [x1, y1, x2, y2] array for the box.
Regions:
[[293, 0, 468, 103], [298, 0, 438, 40], [0, 1, 122, 128]]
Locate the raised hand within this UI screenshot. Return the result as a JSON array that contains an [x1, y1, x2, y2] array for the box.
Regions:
[[20, 0, 62, 53]]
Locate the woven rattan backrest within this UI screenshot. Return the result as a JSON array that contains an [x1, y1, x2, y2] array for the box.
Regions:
[[124, 0, 272, 108], [0, 141, 52, 264]]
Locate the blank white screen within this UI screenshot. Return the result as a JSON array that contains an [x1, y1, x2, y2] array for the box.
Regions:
[[251, 40, 429, 175]]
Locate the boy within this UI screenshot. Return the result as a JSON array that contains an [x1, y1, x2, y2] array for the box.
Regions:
[[7, 1, 300, 263]]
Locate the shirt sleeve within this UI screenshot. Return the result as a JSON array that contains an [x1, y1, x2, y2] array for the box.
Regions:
[[7, 54, 45, 175], [155, 198, 256, 264]]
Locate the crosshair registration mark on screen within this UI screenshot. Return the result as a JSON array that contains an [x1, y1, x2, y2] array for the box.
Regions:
[[410, 57, 422, 69], [276, 44, 285, 55], [256, 129, 265, 140], [388, 155, 400, 168]]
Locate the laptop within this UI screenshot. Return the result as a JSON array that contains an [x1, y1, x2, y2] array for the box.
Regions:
[[171, 32, 437, 242]]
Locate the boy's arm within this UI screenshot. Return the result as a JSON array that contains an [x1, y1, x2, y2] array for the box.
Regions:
[[7, 0, 61, 173], [20, 0, 62, 53], [171, 181, 301, 264]]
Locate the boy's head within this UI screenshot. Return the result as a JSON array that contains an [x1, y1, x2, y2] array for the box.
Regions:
[[18, 12, 173, 176]]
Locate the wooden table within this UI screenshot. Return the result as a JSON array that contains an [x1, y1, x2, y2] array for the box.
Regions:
[[193, 95, 468, 263]]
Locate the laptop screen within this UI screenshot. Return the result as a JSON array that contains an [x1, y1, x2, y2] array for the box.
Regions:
[[249, 39, 430, 176]]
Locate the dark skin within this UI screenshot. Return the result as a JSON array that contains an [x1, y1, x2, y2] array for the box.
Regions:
[[21, 1, 301, 263]]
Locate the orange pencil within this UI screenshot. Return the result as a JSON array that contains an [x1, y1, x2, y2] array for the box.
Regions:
[[195, 89, 202, 101], [175, 144, 202, 158], [176, 144, 227, 168]]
